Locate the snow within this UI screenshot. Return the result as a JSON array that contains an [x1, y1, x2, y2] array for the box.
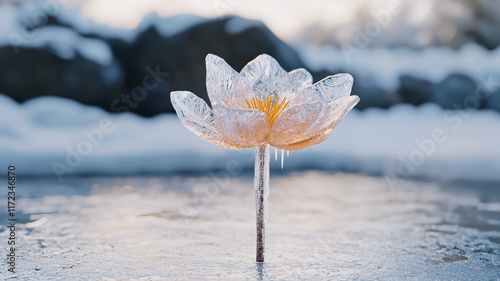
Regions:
[[59, 11, 209, 42], [26, 26, 112, 65], [0, 3, 18, 43], [47, 4, 208, 42], [225, 17, 265, 34], [55, 6, 137, 42], [293, 41, 500, 91], [0, 2, 113, 65], [0, 1, 209, 64], [1, 94, 499, 182], [59, 10, 209, 42], [146, 13, 208, 38]]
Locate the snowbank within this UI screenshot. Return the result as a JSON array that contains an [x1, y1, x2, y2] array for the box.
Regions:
[[0, 1, 209, 64], [57, 10, 208, 42], [0, 94, 499, 182], [225, 17, 265, 34], [0, 0, 209, 42], [293, 41, 500, 91], [0, 3, 112, 65]]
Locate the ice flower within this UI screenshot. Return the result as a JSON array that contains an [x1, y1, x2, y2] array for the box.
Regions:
[[171, 54, 359, 151], [170, 53, 360, 263]]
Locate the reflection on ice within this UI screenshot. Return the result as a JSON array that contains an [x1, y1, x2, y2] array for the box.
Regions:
[[0, 172, 498, 279]]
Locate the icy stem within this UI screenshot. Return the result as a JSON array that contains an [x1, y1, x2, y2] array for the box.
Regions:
[[281, 149, 284, 169], [255, 144, 270, 263]]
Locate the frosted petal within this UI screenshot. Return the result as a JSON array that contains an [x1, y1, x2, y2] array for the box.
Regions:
[[240, 54, 289, 86], [269, 102, 327, 147], [288, 68, 313, 91], [171, 91, 239, 149], [312, 73, 354, 104], [288, 87, 323, 107], [213, 103, 270, 148], [240, 54, 294, 101], [206, 54, 253, 109], [288, 69, 317, 106], [280, 95, 360, 151], [325, 95, 360, 124]]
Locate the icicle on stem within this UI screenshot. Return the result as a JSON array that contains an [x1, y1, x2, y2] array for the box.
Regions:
[[255, 144, 269, 263], [281, 149, 284, 169]]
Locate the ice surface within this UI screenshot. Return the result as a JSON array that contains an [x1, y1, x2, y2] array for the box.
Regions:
[[0, 94, 500, 182], [0, 172, 498, 279]]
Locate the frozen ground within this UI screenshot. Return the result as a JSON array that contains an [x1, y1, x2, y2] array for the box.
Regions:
[[0, 172, 499, 280]]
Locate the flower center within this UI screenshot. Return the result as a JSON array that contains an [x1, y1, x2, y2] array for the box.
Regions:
[[245, 95, 290, 127]]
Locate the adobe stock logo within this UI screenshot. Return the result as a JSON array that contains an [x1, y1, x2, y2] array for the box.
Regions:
[[8, 0, 68, 54], [111, 65, 169, 113]]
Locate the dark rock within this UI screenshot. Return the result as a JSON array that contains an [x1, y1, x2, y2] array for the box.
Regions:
[[1, 12, 307, 116], [0, 46, 123, 106], [485, 88, 500, 111], [398, 75, 435, 106], [351, 74, 396, 109], [2, 2, 497, 116], [111, 15, 306, 116], [433, 74, 477, 109]]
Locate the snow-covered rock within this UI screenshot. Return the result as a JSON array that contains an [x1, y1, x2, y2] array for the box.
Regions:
[[1, 94, 499, 183]]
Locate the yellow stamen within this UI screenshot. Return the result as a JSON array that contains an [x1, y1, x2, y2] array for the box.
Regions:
[[245, 95, 290, 126]]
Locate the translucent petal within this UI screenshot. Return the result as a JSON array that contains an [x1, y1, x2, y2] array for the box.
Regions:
[[288, 68, 313, 91], [170, 91, 239, 149], [279, 95, 360, 151], [324, 95, 359, 124], [240, 54, 294, 101], [311, 73, 354, 104], [287, 68, 318, 106], [213, 103, 270, 148], [206, 54, 253, 109], [289, 87, 322, 107], [240, 54, 289, 86], [269, 102, 327, 147]]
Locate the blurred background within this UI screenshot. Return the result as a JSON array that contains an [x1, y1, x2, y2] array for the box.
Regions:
[[0, 0, 499, 180], [1, 0, 500, 279], [2, 0, 500, 115]]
